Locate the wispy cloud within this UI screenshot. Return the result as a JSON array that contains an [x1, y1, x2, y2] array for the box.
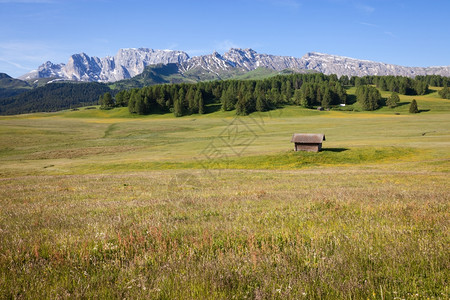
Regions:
[[0, 58, 30, 70], [185, 40, 245, 57], [359, 22, 379, 28], [254, 0, 301, 10], [268, 0, 301, 9], [355, 3, 375, 13], [356, 22, 397, 39], [0, 41, 67, 71], [329, 0, 375, 14], [215, 40, 240, 52], [166, 43, 179, 50], [384, 31, 396, 38]]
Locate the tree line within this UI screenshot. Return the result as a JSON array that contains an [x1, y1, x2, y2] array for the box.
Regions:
[[109, 73, 350, 116], [415, 75, 450, 87], [0, 82, 110, 115], [98, 74, 450, 116]]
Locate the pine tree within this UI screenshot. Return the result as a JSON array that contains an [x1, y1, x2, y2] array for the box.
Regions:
[[409, 99, 419, 113], [379, 78, 388, 91], [235, 97, 247, 115], [256, 94, 266, 112], [334, 82, 346, 104], [136, 96, 146, 115], [321, 87, 332, 108], [98, 94, 103, 106], [100, 92, 114, 109], [128, 90, 138, 113], [438, 86, 450, 99], [198, 92, 205, 114], [173, 98, 183, 117], [115, 90, 129, 107], [339, 75, 350, 86], [194, 90, 203, 114], [293, 89, 302, 106], [386, 92, 400, 108], [356, 85, 380, 111], [186, 86, 196, 113], [221, 85, 236, 111]]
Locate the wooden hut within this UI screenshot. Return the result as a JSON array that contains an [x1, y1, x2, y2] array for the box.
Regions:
[[291, 133, 325, 152]]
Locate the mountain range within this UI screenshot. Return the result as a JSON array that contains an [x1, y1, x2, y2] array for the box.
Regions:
[[19, 48, 450, 82]]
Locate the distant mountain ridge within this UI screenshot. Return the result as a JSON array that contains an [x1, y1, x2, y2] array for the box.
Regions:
[[20, 48, 189, 82], [0, 72, 31, 98], [300, 52, 450, 77], [19, 48, 450, 82]]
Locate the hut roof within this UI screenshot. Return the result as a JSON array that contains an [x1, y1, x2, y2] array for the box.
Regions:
[[291, 133, 325, 143]]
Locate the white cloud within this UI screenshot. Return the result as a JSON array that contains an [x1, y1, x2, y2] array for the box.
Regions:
[[0, 58, 30, 70], [355, 3, 375, 13], [329, 0, 375, 14], [384, 31, 396, 38], [359, 22, 379, 28], [0, 41, 68, 76], [166, 43, 179, 50], [268, 0, 301, 9], [215, 40, 240, 52]]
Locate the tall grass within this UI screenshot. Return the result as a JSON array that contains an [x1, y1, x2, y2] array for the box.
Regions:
[[0, 170, 448, 298], [0, 89, 449, 298]]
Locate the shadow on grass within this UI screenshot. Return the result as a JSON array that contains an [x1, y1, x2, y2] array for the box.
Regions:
[[322, 148, 349, 153], [204, 103, 222, 114], [419, 109, 431, 113]]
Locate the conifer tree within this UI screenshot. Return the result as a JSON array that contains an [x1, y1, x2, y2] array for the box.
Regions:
[[173, 98, 183, 117], [256, 94, 266, 112], [136, 96, 146, 115], [321, 88, 332, 108], [198, 92, 205, 114], [409, 99, 419, 113], [221, 85, 236, 111], [293, 89, 302, 106], [128, 90, 138, 113], [194, 90, 203, 114], [386, 92, 400, 108], [235, 97, 247, 115], [100, 92, 114, 109], [438, 86, 450, 99]]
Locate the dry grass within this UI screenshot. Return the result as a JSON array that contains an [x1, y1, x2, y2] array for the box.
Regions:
[[25, 146, 142, 160], [0, 93, 449, 298], [0, 169, 448, 299]]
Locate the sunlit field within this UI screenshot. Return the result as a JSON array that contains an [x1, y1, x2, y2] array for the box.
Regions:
[[0, 90, 449, 298]]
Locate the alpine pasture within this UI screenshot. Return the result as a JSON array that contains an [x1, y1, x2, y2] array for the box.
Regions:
[[0, 89, 448, 299]]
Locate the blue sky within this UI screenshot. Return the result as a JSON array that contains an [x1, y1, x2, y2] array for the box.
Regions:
[[1, 0, 449, 78]]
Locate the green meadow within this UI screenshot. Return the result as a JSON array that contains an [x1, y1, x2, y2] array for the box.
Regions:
[[0, 89, 449, 298]]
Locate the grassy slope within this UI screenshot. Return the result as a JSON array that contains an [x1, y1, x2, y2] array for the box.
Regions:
[[109, 66, 285, 90], [0, 89, 449, 298]]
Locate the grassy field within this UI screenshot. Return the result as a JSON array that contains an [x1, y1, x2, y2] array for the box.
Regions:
[[0, 90, 449, 298]]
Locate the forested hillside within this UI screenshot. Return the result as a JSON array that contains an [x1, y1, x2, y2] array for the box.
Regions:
[[0, 82, 110, 115], [1, 72, 449, 115], [0, 73, 31, 98], [108, 74, 447, 117]]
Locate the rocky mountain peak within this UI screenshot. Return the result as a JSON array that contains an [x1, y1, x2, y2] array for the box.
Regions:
[[20, 48, 191, 82], [18, 47, 450, 82]]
